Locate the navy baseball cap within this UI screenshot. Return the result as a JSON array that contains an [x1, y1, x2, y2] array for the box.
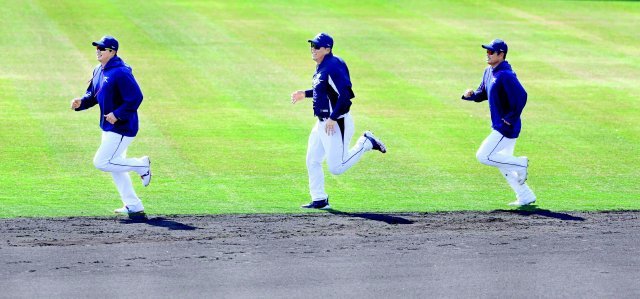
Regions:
[[482, 39, 508, 53], [92, 35, 119, 51], [308, 32, 333, 48]]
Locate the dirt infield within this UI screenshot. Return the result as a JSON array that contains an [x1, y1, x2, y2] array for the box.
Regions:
[[1, 209, 639, 298]]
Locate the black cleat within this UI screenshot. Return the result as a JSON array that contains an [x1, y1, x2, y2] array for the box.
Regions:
[[301, 198, 331, 210]]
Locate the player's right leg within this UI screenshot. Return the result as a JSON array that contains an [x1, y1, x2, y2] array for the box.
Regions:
[[305, 121, 328, 204], [498, 168, 536, 206]]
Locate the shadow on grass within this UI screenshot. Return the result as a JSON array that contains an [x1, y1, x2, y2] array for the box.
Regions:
[[326, 209, 414, 224], [120, 217, 199, 230], [494, 205, 586, 221]]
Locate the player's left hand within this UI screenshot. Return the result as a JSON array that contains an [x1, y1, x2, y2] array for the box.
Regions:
[[104, 112, 118, 124], [325, 119, 336, 135]]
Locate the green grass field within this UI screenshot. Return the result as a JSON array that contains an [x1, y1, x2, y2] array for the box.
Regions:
[[1, 0, 638, 217]]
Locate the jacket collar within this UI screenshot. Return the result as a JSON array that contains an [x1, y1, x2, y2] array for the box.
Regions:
[[492, 60, 511, 72], [317, 52, 334, 69], [102, 56, 125, 70]]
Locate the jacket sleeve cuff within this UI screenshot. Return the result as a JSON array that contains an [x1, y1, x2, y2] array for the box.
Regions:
[[461, 94, 476, 101], [305, 89, 313, 98]]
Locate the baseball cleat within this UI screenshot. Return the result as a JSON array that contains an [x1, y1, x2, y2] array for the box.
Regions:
[[364, 131, 386, 153], [508, 194, 536, 206], [301, 198, 331, 210], [141, 156, 151, 187], [114, 205, 147, 220], [516, 156, 528, 185], [127, 211, 147, 221]]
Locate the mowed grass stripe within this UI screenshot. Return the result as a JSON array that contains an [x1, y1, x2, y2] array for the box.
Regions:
[[1, 0, 638, 217], [0, 1, 121, 217], [0, 79, 57, 218]]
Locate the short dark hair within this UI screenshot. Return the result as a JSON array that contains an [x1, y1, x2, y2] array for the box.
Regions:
[[500, 51, 507, 59]]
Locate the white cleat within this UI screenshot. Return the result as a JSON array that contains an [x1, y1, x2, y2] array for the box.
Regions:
[[508, 194, 536, 206], [114, 205, 144, 214], [516, 156, 528, 185], [140, 156, 151, 187], [114, 205, 147, 220]]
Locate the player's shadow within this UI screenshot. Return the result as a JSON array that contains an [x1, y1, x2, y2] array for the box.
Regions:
[[120, 217, 199, 230], [494, 206, 586, 221], [326, 209, 414, 224]]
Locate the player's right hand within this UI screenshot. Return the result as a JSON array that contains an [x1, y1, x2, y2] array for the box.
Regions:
[[291, 90, 305, 104], [463, 89, 474, 99], [70, 98, 82, 110]]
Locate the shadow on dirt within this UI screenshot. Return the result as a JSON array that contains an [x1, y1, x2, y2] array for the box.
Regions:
[[495, 206, 586, 221], [326, 209, 414, 224], [120, 217, 199, 230]]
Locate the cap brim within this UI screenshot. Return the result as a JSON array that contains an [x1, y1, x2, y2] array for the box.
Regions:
[[481, 44, 495, 51], [308, 41, 332, 48], [92, 41, 104, 47]]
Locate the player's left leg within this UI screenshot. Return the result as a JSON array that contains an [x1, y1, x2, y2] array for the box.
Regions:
[[324, 114, 371, 175], [93, 131, 150, 178], [111, 174, 144, 212], [476, 130, 527, 176], [496, 139, 536, 206]]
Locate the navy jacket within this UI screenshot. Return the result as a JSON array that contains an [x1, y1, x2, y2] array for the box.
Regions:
[[76, 56, 143, 137], [305, 53, 355, 120], [462, 61, 527, 138]]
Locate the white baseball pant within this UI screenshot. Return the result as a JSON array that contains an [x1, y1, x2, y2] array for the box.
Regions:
[[476, 130, 534, 199], [306, 113, 372, 201], [93, 131, 148, 210]]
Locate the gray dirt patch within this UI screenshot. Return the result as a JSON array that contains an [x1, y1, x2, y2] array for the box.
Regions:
[[1, 209, 639, 298]]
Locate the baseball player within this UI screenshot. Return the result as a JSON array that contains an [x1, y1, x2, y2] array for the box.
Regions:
[[291, 32, 386, 209], [462, 38, 536, 206], [70, 36, 150, 219]]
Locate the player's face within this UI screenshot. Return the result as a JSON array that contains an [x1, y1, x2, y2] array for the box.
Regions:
[[486, 49, 503, 67], [96, 46, 116, 64], [311, 44, 331, 64]]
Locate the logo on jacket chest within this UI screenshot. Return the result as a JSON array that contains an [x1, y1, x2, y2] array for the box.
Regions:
[[96, 76, 109, 86], [312, 72, 324, 89]]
